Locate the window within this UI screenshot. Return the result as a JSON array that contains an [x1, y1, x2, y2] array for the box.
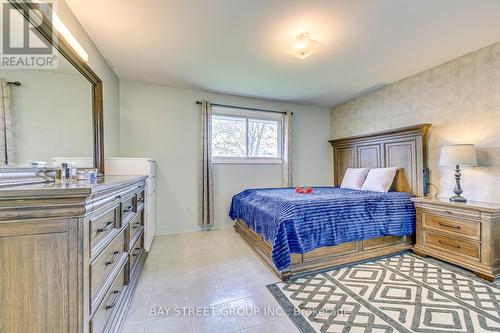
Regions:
[[212, 106, 283, 163]]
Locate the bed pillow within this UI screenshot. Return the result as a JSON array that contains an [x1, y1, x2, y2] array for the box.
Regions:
[[361, 167, 398, 192], [340, 168, 370, 190]]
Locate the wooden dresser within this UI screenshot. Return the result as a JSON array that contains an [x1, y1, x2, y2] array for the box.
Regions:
[[0, 176, 148, 333], [412, 197, 500, 281]]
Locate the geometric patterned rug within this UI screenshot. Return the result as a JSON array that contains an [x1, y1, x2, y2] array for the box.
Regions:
[[267, 253, 500, 333]]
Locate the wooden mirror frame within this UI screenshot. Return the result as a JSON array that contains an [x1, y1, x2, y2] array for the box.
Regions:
[[10, 0, 105, 174]]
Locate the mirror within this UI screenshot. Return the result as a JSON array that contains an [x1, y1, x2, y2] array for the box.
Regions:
[[0, 49, 93, 167], [0, 1, 104, 173]]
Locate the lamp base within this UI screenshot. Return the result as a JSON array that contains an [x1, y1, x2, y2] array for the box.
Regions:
[[450, 165, 467, 203], [450, 195, 467, 203]]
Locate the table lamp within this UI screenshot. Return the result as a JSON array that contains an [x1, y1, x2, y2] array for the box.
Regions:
[[439, 144, 477, 202]]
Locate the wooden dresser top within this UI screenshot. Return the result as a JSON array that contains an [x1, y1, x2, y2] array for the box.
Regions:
[[0, 175, 147, 198], [412, 196, 500, 213]]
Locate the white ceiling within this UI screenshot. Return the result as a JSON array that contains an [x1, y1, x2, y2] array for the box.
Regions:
[[66, 0, 500, 107]]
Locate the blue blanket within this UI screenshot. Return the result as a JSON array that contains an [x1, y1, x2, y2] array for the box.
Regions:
[[229, 187, 415, 271]]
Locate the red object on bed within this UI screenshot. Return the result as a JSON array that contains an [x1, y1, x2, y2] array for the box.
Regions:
[[295, 186, 313, 194]]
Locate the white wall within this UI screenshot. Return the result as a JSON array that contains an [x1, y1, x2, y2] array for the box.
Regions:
[[55, 0, 120, 156], [119, 81, 331, 234], [331, 42, 500, 204]]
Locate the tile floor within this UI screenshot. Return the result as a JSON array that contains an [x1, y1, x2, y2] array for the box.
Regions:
[[120, 228, 299, 333]]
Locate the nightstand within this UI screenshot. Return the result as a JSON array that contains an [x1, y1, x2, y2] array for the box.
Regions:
[[412, 197, 500, 281]]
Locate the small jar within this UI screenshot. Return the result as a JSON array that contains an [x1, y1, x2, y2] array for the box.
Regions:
[[88, 169, 98, 181]]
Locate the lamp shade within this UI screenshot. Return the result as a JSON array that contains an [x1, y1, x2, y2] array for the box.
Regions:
[[439, 144, 478, 166]]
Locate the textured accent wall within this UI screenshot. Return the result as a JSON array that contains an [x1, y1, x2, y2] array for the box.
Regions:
[[331, 42, 500, 203]]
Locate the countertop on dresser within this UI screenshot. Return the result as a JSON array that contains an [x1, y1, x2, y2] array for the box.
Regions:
[[412, 196, 500, 214], [0, 175, 147, 197]]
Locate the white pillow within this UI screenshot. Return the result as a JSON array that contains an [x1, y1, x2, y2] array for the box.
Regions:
[[361, 167, 399, 192], [340, 168, 370, 190]]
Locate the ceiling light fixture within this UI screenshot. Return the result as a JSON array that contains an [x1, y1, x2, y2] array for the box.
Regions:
[[285, 33, 324, 59]]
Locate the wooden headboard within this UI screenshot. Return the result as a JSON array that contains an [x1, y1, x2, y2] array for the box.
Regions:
[[329, 124, 431, 196]]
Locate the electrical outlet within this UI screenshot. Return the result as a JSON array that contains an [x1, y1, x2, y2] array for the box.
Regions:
[[185, 206, 193, 214]]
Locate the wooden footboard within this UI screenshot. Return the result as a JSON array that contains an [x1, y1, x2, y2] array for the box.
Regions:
[[234, 219, 412, 280]]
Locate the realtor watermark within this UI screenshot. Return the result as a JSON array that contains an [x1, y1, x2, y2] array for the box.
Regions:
[[149, 306, 350, 318], [1, 0, 58, 69]]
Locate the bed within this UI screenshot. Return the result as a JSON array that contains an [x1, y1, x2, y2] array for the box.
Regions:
[[232, 123, 431, 280]]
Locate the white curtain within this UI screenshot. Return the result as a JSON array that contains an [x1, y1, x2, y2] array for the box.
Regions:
[[0, 79, 14, 165], [199, 101, 214, 227], [281, 112, 292, 187]]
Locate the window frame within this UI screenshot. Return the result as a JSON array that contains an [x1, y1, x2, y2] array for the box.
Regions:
[[211, 106, 283, 164]]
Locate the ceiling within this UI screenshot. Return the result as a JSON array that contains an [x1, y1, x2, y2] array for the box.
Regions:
[[66, 0, 500, 108]]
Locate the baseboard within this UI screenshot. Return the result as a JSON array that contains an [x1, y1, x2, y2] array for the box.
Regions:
[[154, 225, 233, 236]]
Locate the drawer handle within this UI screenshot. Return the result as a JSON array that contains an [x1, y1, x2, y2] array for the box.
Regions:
[[444, 210, 453, 214], [105, 290, 121, 310], [137, 198, 144, 204], [123, 206, 133, 213], [132, 247, 141, 256], [438, 222, 460, 230], [106, 251, 120, 265], [438, 240, 460, 249], [96, 222, 114, 233], [133, 222, 141, 229]]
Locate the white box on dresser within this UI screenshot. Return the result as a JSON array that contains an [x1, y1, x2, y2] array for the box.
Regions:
[[105, 158, 156, 251]]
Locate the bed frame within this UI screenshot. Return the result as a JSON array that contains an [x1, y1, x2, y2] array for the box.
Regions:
[[234, 123, 431, 280]]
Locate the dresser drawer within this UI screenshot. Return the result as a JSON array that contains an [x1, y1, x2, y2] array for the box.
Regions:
[[89, 205, 119, 257], [90, 264, 127, 333], [423, 231, 480, 261], [130, 233, 144, 271], [90, 229, 127, 305], [128, 212, 144, 246], [121, 195, 135, 223], [423, 213, 480, 240], [421, 204, 480, 220], [136, 189, 145, 212]]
